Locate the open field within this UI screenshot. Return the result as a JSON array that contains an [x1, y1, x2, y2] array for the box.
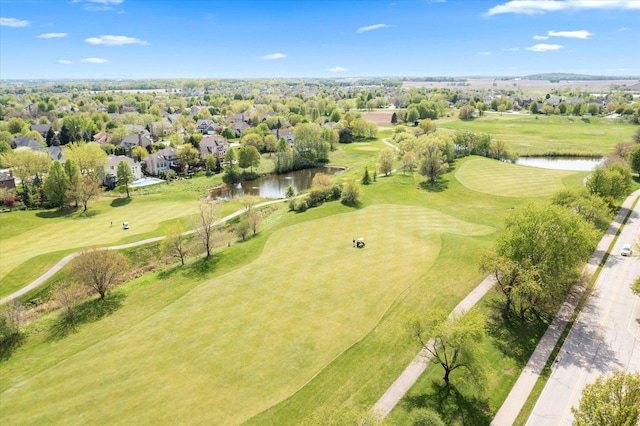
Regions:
[[0, 154, 594, 424], [437, 112, 637, 156], [402, 78, 640, 94]]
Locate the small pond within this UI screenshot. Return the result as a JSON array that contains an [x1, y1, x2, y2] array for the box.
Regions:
[[515, 156, 603, 171], [210, 166, 344, 199]]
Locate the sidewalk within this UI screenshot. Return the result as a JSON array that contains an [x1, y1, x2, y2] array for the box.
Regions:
[[491, 189, 640, 425], [371, 275, 496, 417]]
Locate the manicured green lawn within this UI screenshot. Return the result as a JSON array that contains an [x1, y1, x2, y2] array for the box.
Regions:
[[0, 154, 592, 425], [0, 179, 245, 298], [437, 112, 637, 156]]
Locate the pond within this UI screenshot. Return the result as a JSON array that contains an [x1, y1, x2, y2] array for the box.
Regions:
[[515, 156, 603, 171], [210, 166, 344, 199]]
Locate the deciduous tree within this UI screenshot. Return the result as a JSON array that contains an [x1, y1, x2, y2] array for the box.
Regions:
[[194, 201, 217, 257], [482, 203, 598, 318], [177, 143, 200, 174], [409, 309, 485, 384], [64, 141, 107, 177], [340, 180, 360, 205], [238, 145, 261, 172], [161, 222, 189, 266], [378, 147, 395, 176], [572, 370, 640, 426], [70, 249, 128, 299], [419, 142, 448, 183], [55, 281, 85, 320], [43, 160, 70, 208], [116, 160, 133, 198], [78, 175, 102, 211]]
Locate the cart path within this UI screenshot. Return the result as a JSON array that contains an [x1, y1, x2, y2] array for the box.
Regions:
[[371, 275, 496, 417], [0, 198, 288, 304]]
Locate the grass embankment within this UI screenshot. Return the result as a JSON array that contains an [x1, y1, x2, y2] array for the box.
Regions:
[[438, 112, 637, 157], [0, 177, 245, 298], [0, 154, 589, 425]]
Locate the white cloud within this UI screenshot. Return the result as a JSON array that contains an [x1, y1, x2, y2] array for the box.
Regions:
[[547, 30, 593, 39], [0, 17, 29, 27], [502, 47, 520, 51], [533, 35, 549, 40], [81, 57, 108, 63], [618, 27, 631, 31], [85, 35, 147, 45], [486, 0, 640, 16], [259, 53, 286, 60], [38, 32, 68, 39], [328, 66, 348, 72], [57, 59, 72, 64], [356, 23, 391, 33], [477, 51, 491, 56], [526, 43, 564, 52]]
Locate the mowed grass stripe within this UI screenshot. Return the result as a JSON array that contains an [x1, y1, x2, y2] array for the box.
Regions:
[[455, 158, 574, 198], [0, 204, 494, 425], [0, 198, 198, 291]]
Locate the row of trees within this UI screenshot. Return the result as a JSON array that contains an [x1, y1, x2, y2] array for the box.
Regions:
[[1, 141, 108, 209]]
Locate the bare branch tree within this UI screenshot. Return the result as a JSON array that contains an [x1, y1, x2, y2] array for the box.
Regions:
[[55, 281, 85, 320], [194, 201, 218, 258], [1, 299, 25, 337], [70, 249, 128, 299], [161, 222, 190, 265]]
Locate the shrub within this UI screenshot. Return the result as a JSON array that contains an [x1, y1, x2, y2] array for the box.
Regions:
[[329, 184, 342, 200], [4, 197, 14, 208], [295, 200, 308, 212]]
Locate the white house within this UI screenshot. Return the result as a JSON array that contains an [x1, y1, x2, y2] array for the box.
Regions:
[[103, 155, 143, 186]]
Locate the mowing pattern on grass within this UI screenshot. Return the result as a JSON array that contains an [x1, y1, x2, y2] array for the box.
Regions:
[[455, 158, 574, 198], [0, 204, 494, 425], [0, 197, 199, 296]]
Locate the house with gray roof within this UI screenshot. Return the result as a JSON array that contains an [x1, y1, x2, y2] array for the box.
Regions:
[[199, 135, 229, 161], [143, 147, 178, 176]]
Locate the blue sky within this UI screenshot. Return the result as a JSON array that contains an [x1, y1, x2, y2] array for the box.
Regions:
[[1, 0, 639, 79]]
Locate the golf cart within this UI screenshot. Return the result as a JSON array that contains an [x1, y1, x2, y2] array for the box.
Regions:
[[356, 237, 365, 248]]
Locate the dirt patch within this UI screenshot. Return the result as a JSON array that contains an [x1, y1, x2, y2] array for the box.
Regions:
[[362, 111, 394, 125]]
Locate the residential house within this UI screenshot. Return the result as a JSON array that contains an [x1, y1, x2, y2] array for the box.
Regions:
[[271, 128, 294, 145], [143, 147, 178, 176], [103, 155, 143, 187], [196, 119, 218, 135], [119, 132, 153, 152], [0, 169, 16, 191], [231, 121, 250, 138], [199, 135, 229, 161], [227, 113, 250, 124], [48, 146, 64, 162], [12, 136, 45, 152], [30, 123, 52, 138], [93, 131, 112, 144]]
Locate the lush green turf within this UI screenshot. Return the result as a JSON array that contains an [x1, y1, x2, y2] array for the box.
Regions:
[[0, 179, 246, 298], [455, 157, 577, 198], [437, 112, 637, 156], [0, 153, 596, 424]]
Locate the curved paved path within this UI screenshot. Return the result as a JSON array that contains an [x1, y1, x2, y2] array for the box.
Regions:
[[0, 198, 289, 305]]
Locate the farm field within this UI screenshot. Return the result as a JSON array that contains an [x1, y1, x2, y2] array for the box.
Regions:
[[0, 154, 591, 424], [437, 112, 636, 156]]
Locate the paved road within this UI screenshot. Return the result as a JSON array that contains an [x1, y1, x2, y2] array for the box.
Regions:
[[492, 190, 640, 425], [526, 198, 640, 425]]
